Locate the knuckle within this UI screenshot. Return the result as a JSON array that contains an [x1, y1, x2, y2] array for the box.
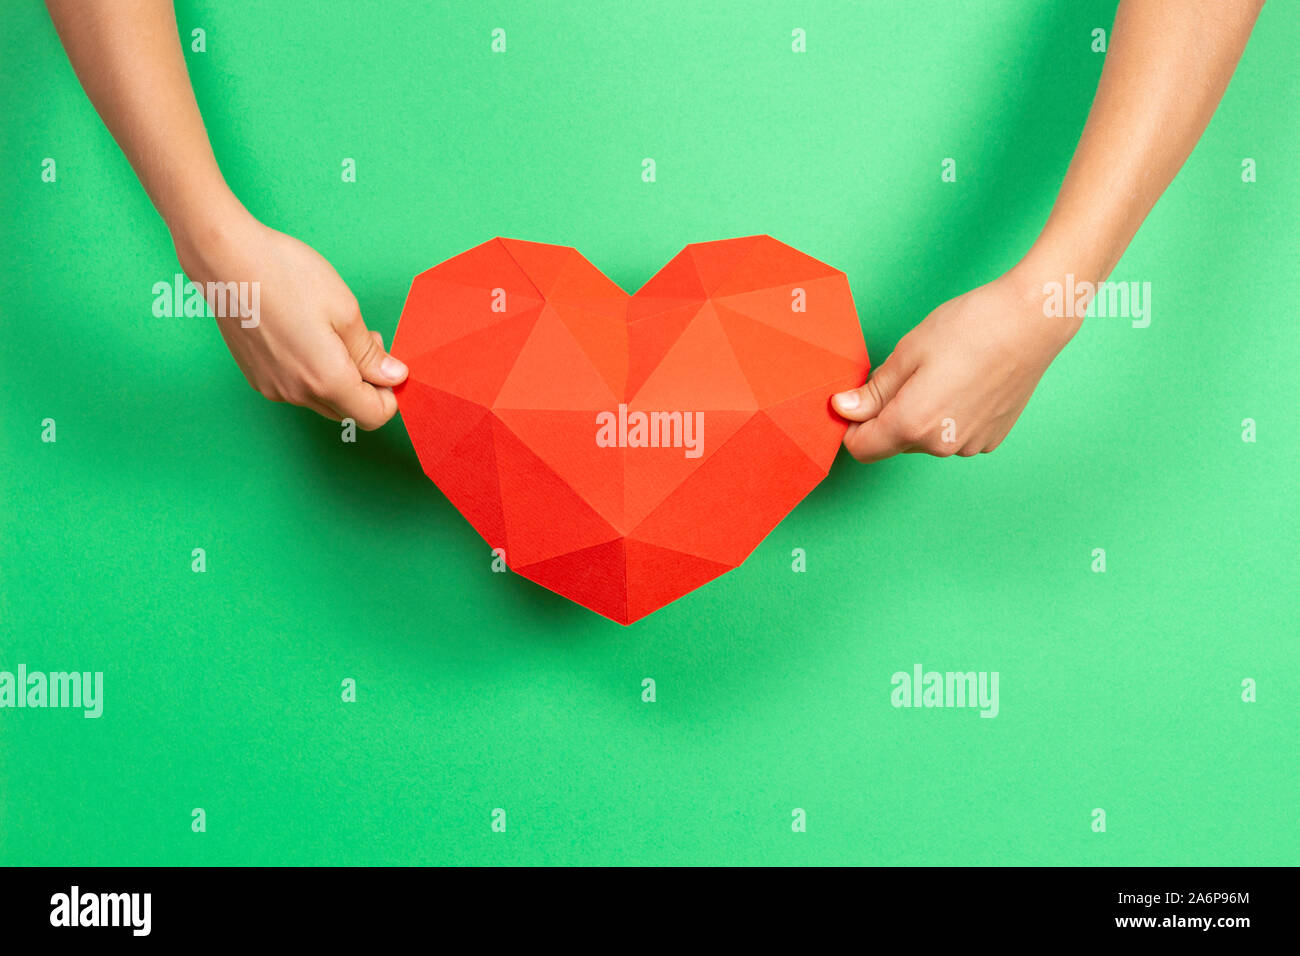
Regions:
[[843, 432, 869, 463], [359, 336, 385, 371], [896, 418, 929, 446], [319, 374, 357, 404], [283, 386, 311, 407], [297, 369, 326, 398], [336, 294, 362, 324], [865, 378, 887, 413]]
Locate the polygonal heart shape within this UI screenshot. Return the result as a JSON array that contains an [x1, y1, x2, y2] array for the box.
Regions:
[[392, 236, 869, 624]]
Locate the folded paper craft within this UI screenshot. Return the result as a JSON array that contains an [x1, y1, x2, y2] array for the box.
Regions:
[[392, 236, 869, 624]]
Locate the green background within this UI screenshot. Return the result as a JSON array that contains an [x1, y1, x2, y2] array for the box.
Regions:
[[2, 0, 1296, 866]]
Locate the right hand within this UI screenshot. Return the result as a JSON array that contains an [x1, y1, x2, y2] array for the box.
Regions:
[[173, 212, 408, 429]]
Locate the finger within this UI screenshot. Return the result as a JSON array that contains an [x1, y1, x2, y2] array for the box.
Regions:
[[319, 371, 399, 431], [831, 349, 916, 423], [301, 398, 344, 423], [323, 381, 398, 431], [843, 409, 912, 464], [250, 381, 340, 423], [336, 308, 408, 387]]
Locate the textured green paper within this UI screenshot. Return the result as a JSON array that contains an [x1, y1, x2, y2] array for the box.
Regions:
[[1, 0, 1296, 866]]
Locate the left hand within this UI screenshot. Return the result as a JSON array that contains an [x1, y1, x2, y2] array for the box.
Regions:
[[832, 271, 1080, 462]]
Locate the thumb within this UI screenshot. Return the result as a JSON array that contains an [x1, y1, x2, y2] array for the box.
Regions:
[[338, 311, 408, 387], [832, 352, 911, 422]]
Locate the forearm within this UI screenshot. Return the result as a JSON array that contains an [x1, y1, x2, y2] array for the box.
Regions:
[[1016, 0, 1263, 290], [45, 0, 246, 240]]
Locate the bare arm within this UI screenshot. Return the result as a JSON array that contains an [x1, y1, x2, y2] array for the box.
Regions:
[[834, 0, 1265, 461], [47, 0, 408, 428], [1026, 0, 1265, 285], [46, 0, 238, 236]]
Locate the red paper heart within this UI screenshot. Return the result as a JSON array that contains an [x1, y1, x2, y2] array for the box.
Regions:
[[392, 236, 868, 624]]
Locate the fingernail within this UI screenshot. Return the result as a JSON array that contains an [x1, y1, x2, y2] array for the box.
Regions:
[[833, 390, 860, 410], [381, 356, 407, 379]]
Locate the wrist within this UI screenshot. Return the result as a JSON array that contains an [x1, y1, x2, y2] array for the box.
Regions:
[[169, 195, 260, 278], [996, 258, 1086, 354]]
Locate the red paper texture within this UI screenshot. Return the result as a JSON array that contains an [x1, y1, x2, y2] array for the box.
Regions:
[[392, 236, 869, 624]]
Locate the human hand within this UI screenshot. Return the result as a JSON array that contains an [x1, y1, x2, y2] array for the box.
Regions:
[[174, 212, 407, 429], [832, 271, 1079, 462]]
